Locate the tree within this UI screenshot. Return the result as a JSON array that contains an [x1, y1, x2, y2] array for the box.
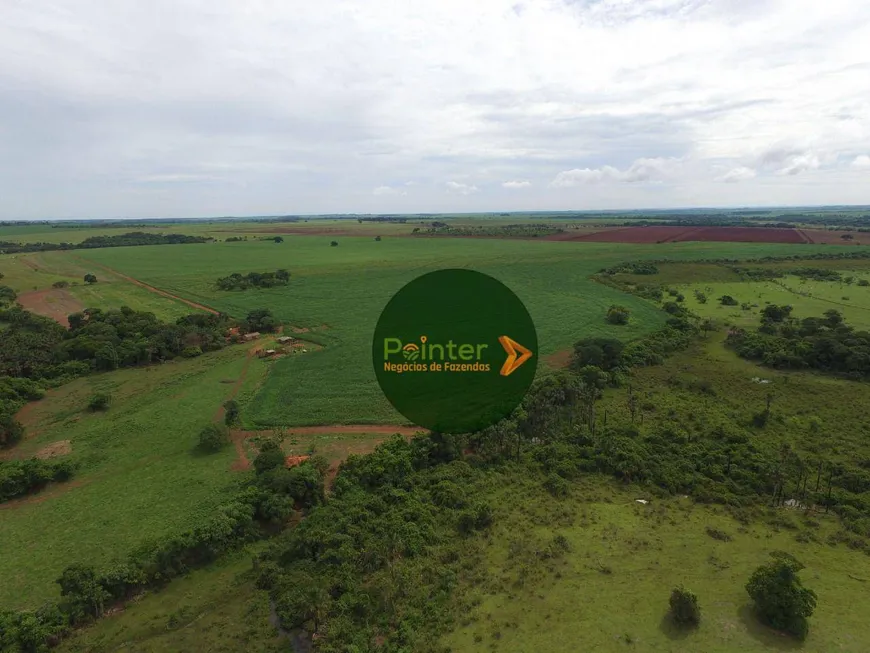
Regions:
[[275, 269, 290, 282], [745, 552, 817, 640], [0, 414, 25, 448], [761, 304, 793, 323], [57, 564, 111, 622], [841, 233, 854, 240], [273, 236, 284, 243], [0, 285, 16, 307], [669, 586, 701, 627], [87, 393, 111, 412], [330, 241, 339, 247], [199, 424, 230, 452], [606, 305, 630, 325], [701, 318, 716, 338], [254, 440, 286, 474], [246, 308, 279, 333], [719, 295, 738, 306], [858, 279, 870, 287], [223, 400, 240, 426], [374, 235, 382, 241], [83, 273, 97, 284]]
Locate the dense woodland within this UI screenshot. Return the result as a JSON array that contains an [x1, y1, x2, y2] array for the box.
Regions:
[[728, 307, 870, 379]]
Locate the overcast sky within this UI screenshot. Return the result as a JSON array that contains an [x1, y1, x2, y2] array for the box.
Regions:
[[2, 0, 869, 219]]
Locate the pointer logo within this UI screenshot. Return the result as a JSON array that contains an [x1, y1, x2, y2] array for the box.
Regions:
[[498, 335, 533, 377]]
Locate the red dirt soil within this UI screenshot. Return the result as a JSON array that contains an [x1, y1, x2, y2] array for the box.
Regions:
[[799, 229, 870, 245], [73, 257, 219, 315], [16, 288, 84, 327], [551, 226, 811, 244]]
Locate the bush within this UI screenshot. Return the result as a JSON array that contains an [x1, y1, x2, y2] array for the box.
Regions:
[[669, 586, 701, 626], [83, 273, 97, 284], [374, 236, 382, 242], [198, 424, 230, 452], [544, 473, 569, 497], [330, 241, 339, 247], [52, 280, 70, 289], [605, 305, 630, 325], [745, 553, 817, 639], [719, 295, 738, 306], [223, 400, 240, 426], [180, 346, 202, 358], [0, 414, 25, 448], [87, 393, 111, 412]]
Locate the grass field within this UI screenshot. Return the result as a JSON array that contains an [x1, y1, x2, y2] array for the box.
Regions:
[[443, 480, 870, 653], [56, 544, 284, 653], [676, 274, 870, 330], [0, 344, 267, 609], [73, 239, 831, 427]]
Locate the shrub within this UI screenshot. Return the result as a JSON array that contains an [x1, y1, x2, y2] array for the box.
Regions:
[[87, 393, 111, 412], [83, 273, 97, 284], [330, 241, 339, 247], [52, 280, 70, 289], [223, 400, 240, 426], [858, 279, 869, 287], [705, 526, 732, 541], [669, 586, 701, 626], [198, 424, 229, 452], [0, 415, 25, 448], [719, 295, 738, 306], [605, 305, 630, 325], [374, 235, 382, 241], [180, 346, 202, 358], [544, 473, 569, 497], [745, 552, 817, 639]]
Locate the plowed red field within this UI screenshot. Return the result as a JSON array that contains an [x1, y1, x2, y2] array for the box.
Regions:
[[555, 226, 810, 244]]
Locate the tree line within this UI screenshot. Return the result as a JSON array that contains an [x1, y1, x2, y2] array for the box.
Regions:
[[0, 458, 74, 503], [0, 232, 211, 255], [215, 269, 290, 291]]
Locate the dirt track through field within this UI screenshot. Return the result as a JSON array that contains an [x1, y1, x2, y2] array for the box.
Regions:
[[71, 257, 219, 315]]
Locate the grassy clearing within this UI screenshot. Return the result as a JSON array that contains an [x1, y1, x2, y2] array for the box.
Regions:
[[0, 344, 268, 610], [75, 239, 830, 427], [56, 544, 284, 653], [443, 479, 870, 653]]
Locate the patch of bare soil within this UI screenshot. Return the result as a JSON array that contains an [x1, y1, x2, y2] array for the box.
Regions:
[[35, 440, 72, 459], [16, 288, 84, 327], [545, 349, 572, 369]]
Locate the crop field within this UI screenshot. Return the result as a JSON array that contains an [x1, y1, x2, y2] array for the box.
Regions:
[[73, 238, 830, 427]]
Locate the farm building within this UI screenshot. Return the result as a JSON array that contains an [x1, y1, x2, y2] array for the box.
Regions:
[[243, 332, 261, 341], [277, 336, 294, 344]]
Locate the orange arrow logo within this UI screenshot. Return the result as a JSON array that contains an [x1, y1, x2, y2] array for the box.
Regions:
[[498, 335, 533, 377]]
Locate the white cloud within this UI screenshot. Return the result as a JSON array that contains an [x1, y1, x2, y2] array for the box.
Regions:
[[717, 166, 757, 183], [550, 158, 679, 187], [445, 181, 478, 195], [0, 0, 869, 216], [853, 155, 870, 168], [372, 185, 406, 196], [502, 180, 531, 188]]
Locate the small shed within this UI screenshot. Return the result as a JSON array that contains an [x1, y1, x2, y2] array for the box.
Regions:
[[243, 332, 261, 342], [277, 336, 294, 344]]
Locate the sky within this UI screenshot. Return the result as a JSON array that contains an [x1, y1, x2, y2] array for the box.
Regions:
[[1, 0, 869, 219]]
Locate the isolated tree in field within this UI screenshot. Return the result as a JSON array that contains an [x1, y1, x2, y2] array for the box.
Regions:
[[199, 424, 229, 452], [374, 235, 382, 241], [83, 273, 97, 284], [330, 240, 338, 247], [669, 586, 701, 627], [87, 393, 111, 412], [841, 233, 854, 240], [719, 295, 738, 306], [254, 440, 286, 474], [745, 552, 817, 640], [274, 236, 284, 243], [606, 305, 630, 325], [694, 290, 707, 304], [223, 399, 240, 426], [858, 279, 870, 287]]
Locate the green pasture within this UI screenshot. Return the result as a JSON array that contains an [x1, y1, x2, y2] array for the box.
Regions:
[[74, 239, 831, 427], [57, 545, 283, 653], [443, 480, 870, 653], [0, 345, 266, 610], [676, 274, 870, 330]]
